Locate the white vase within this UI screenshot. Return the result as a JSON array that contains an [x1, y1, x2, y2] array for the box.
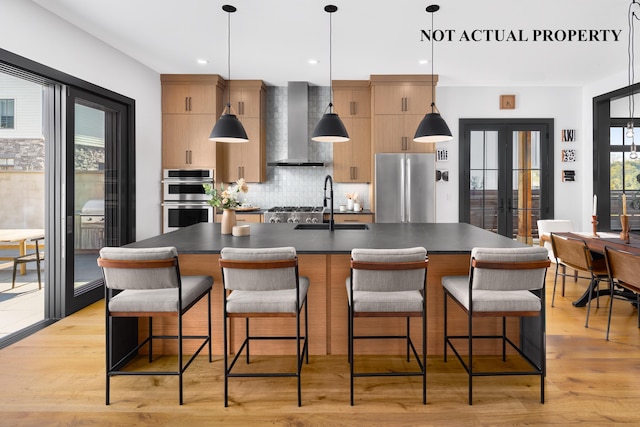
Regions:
[[221, 209, 236, 235], [347, 199, 354, 211]]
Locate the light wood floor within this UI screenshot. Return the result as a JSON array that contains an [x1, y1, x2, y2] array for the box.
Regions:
[[0, 271, 639, 426]]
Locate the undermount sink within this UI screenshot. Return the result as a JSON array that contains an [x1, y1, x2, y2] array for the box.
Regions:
[[294, 223, 369, 231]]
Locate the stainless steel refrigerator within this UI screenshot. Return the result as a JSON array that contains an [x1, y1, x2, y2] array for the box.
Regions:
[[375, 153, 436, 223]]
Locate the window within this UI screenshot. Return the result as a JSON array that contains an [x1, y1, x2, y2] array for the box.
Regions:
[[609, 120, 640, 230], [0, 99, 15, 129]]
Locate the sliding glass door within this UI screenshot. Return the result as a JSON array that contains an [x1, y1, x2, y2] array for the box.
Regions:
[[63, 87, 135, 315]]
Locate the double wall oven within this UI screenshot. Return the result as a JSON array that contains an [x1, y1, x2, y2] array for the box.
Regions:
[[162, 169, 214, 233]]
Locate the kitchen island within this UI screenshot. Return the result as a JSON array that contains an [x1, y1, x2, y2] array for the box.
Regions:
[[127, 222, 531, 356]]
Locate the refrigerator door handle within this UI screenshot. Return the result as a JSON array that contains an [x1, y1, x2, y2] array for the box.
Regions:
[[400, 157, 406, 222], [406, 158, 411, 223]]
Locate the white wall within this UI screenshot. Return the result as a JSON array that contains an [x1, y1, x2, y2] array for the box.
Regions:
[[3, 0, 161, 239], [435, 85, 584, 228]]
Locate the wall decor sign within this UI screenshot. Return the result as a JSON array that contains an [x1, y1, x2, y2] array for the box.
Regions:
[[562, 170, 576, 182], [500, 94, 516, 110], [436, 170, 449, 182], [436, 148, 448, 162], [562, 149, 576, 162], [561, 129, 576, 142]]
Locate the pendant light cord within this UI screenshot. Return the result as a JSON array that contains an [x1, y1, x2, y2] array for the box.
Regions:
[[629, 1, 640, 157], [431, 9, 435, 113], [329, 8, 334, 112], [227, 9, 232, 111]]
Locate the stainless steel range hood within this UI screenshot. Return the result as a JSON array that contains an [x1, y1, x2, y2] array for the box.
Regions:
[[268, 81, 325, 167]]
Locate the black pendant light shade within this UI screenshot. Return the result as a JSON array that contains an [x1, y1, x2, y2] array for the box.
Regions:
[[312, 5, 350, 143], [312, 112, 349, 142], [209, 4, 248, 143], [209, 111, 248, 143], [414, 4, 452, 143], [414, 111, 452, 143]]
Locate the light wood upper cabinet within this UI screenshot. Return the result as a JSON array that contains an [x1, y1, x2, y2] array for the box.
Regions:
[[226, 84, 262, 118], [162, 114, 218, 169], [161, 75, 224, 169], [332, 81, 371, 118], [373, 114, 434, 153], [332, 81, 372, 183], [218, 81, 267, 183], [161, 75, 220, 114], [371, 75, 437, 154], [370, 75, 436, 115]]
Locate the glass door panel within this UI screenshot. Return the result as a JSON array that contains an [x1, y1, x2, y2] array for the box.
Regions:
[[73, 103, 105, 288], [460, 120, 553, 240]]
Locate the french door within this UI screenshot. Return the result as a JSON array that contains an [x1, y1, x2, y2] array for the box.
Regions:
[[459, 119, 554, 242]]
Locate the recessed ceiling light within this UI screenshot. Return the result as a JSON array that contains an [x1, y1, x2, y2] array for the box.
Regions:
[[197, 59, 209, 65], [308, 59, 319, 65], [419, 59, 429, 65]]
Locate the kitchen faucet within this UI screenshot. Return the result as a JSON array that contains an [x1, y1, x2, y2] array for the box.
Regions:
[[323, 174, 335, 231]]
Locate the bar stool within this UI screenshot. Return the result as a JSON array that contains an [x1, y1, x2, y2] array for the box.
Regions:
[[219, 246, 309, 407], [347, 247, 428, 405]]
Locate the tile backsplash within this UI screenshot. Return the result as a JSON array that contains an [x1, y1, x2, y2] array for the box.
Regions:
[[236, 85, 371, 210]]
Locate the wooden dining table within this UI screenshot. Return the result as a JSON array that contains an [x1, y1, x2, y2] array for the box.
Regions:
[[0, 229, 45, 275], [551, 231, 640, 306]]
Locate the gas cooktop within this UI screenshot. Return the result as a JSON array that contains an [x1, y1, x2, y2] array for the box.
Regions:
[[266, 206, 323, 213]]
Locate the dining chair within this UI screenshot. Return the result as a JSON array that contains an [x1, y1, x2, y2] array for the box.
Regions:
[[11, 236, 45, 290], [347, 247, 428, 405], [604, 246, 640, 341], [97, 246, 213, 405], [549, 233, 610, 327], [442, 246, 550, 405], [219, 246, 309, 407], [537, 219, 577, 298]]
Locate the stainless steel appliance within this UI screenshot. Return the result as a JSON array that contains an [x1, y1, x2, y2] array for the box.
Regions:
[[162, 168, 214, 202], [263, 206, 324, 224], [78, 199, 105, 250], [162, 169, 215, 233], [375, 153, 435, 223], [162, 202, 214, 233]]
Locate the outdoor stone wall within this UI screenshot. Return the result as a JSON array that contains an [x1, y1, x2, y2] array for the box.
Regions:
[[0, 138, 44, 170]]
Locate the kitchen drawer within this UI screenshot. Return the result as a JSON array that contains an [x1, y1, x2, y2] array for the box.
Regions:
[[215, 213, 262, 223], [326, 213, 374, 223]]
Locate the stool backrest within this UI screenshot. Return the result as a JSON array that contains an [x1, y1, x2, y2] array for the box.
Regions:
[[220, 246, 298, 291], [470, 247, 549, 291], [351, 247, 427, 292], [98, 246, 179, 290]]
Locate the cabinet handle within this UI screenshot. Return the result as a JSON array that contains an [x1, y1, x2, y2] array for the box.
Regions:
[[241, 101, 245, 115], [189, 150, 192, 164], [350, 101, 355, 116], [343, 219, 360, 223], [188, 97, 192, 111], [185, 97, 189, 112], [186, 150, 189, 164]]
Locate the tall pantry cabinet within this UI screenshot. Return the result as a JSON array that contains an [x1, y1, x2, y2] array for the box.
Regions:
[[331, 80, 371, 183], [161, 74, 224, 171], [217, 80, 267, 183]]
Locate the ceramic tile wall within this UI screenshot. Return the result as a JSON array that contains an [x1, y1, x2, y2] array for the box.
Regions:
[[239, 85, 371, 210]]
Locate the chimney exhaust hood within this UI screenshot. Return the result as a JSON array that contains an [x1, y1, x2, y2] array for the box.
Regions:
[[268, 81, 325, 167]]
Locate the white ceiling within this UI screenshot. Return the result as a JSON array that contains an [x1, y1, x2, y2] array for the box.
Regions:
[[32, 0, 634, 88]]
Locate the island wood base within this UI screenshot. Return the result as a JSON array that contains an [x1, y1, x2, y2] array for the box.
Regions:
[[140, 252, 522, 356]]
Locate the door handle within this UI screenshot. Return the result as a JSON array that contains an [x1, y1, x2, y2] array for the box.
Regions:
[[499, 198, 505, 213]]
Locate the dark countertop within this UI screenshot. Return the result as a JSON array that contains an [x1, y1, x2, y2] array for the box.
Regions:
[[128, 222, 525, 255]]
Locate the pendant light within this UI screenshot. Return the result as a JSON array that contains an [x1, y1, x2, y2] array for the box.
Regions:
[[627, 0, 639, 159], [414, 4, 452, 143], [209, 4, 248, 143], [311, 5, 349, 143]]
